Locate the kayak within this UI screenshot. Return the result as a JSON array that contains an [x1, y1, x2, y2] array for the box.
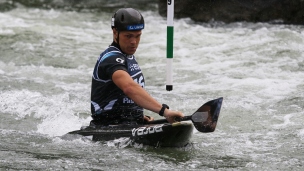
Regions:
[[68, 121, 194, 147], [67, 97, 223, 147]]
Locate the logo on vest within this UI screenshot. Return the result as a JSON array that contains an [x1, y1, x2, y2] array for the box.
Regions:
[[129, 64, 140, 71], [116, 58, 124, 63], [123, 97, 134, 104]]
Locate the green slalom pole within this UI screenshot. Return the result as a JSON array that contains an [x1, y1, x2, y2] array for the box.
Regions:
[[166, 0, 174, 91]]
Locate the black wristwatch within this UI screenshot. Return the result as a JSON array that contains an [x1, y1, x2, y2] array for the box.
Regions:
[[159, 104, 169, 116]]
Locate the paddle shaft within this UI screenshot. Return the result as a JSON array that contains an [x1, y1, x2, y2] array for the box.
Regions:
[[147, 116, 191, 124]]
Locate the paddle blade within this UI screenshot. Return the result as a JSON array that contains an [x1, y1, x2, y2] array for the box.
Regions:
[[191, 97, 223, 133]]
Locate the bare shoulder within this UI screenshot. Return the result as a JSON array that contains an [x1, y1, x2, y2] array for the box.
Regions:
[[112, 70, 136, 89]]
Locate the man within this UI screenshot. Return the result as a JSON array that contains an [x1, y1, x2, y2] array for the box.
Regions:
[[90, 8, 184, 126]]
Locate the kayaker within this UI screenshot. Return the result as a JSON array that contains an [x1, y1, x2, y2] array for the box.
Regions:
[[90, 8, 184, 126]]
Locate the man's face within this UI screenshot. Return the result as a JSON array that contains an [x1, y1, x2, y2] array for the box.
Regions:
[[114, 30, 142, 55]]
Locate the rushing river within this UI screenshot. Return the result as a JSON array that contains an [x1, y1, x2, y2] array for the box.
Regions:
[[1, 5, 304, 171]]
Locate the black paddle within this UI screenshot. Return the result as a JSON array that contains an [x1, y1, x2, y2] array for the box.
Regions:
[[148, 97, 223, 133]]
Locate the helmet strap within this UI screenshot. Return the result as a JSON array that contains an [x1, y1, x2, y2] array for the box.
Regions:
[[116, 30, 120, 45], [114, 29, 122, 50]]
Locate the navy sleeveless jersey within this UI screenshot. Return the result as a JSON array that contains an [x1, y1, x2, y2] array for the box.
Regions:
[[91, 42, 145, 115]]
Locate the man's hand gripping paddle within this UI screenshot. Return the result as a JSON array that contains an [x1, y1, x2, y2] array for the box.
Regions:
[[148, 97, 223, 133]]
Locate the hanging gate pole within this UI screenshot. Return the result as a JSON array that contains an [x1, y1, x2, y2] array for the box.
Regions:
[[166, 0, 174, 91]]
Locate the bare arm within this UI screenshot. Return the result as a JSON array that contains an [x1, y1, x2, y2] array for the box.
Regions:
[[112, 70, 184, 123]]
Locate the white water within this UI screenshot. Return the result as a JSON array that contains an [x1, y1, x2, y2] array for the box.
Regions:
[[0, 7, 304, 170]]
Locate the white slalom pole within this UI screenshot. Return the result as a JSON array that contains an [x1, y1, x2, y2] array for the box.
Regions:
[[166, 0, 174, 91]]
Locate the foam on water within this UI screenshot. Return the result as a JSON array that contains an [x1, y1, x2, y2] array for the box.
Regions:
[[0, 89, 90, 136]]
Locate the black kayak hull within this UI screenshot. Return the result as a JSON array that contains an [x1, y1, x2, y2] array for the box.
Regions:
[[68, 122, 193, 147]]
